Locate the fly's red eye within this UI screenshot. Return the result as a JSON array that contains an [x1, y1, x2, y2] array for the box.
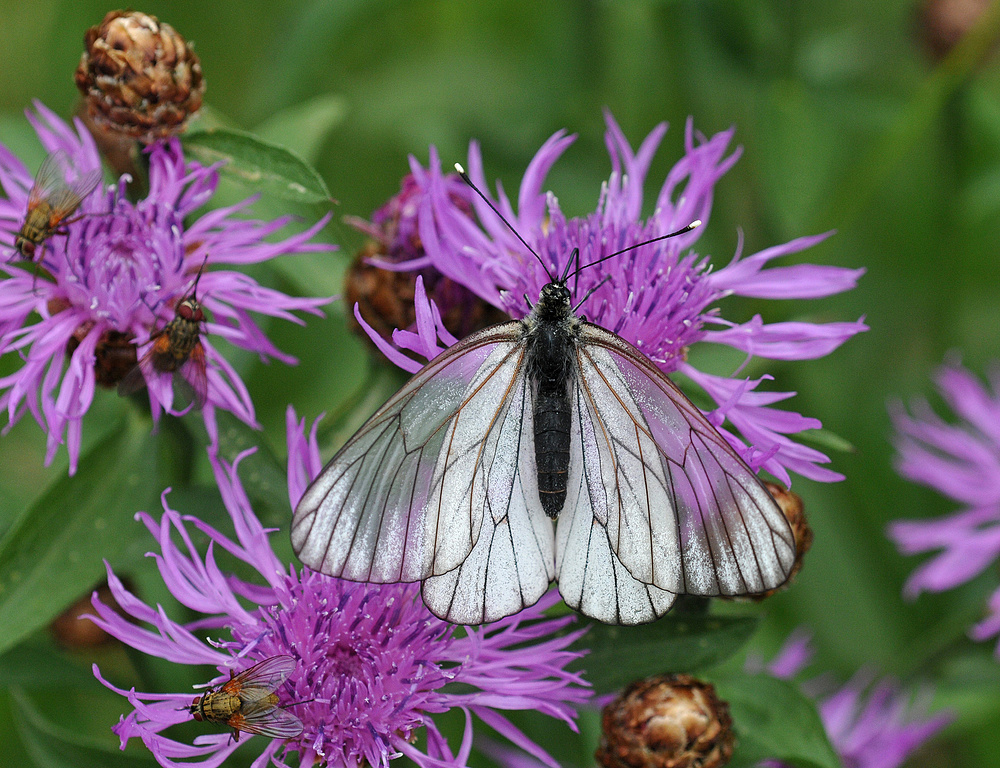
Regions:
[[19, 240, 35, 258], [177, 300, 196, 320]]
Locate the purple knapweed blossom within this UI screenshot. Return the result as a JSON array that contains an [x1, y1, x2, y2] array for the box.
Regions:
[[0, 102, 333, 473], [751, 630, 952, 768], [89, 408, 590, 768], [887, 359, 1000, 649], [358, 111, 865, 485]]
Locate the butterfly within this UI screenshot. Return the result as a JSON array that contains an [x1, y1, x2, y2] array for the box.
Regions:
[[13, 150, 101, 263], [291, 165, 796, 625], [118, 259, 209, 409], [189, 655, 303, 741]]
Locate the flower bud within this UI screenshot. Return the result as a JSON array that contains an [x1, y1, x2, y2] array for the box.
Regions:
[[597, 674, 734, 768], [62, 317, 138, 389], [756, 481, 812, 598], [344, 173, 507, 346], [50, 583, 122, 648], [75, 10, 204, 143]]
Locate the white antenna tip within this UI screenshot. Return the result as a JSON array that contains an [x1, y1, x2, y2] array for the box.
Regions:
[[454, 163, 466, 175], [689, 219, 702, 229]]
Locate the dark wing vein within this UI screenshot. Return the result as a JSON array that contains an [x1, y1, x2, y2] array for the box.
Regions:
[[570, 325, 795, 597], [291, 324, 531, 586]]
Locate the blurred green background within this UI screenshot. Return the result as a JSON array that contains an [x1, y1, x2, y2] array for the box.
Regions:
[[1, 0, 1000, 766]]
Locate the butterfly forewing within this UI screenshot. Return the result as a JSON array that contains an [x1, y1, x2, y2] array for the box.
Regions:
[[292, 323, 533, 584]]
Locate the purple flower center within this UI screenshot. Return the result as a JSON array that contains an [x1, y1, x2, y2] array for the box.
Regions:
[[58, 195, 186, 331], [227, 572, 455, 767]]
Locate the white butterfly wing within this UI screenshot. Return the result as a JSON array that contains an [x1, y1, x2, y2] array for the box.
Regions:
[[557, 324, 796, 605], [292, 322, 539, 584], [421, 373, 555, 623], [555, 388, 678, 624]]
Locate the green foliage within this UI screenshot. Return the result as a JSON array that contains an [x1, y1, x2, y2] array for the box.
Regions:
[[715, 674, 842, 768], [571, 614, 760, 694], [182, 127, 334, 204], [0, 410, 164, 656]]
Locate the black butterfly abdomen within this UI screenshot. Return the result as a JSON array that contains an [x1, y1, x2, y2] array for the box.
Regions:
[[528, 320, 575, 519]]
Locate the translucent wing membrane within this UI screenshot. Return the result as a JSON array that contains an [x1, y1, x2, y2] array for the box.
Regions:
[[556, 324, 796, 617], [293, 323, 539, 585], [421, 375, 554, 623], [30, 150, 101, 218], [236, 700, 304, 739], [294, 316, 796, 626], [230, 655, 296, 700]]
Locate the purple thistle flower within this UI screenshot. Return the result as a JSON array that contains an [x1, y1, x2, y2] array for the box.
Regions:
[[89, 407, 590, 768], [0, 102, 333, 473], [752, 631, 952, 768], [887, 359, 1000, 648], [357, 112, 865, 485]]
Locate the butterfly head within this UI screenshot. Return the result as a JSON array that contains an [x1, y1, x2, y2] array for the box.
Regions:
[[534, 281, 572, 320]]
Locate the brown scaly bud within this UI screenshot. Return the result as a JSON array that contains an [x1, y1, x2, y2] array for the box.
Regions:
[[597, 674, 735, 768], [751, 481, 812, 600], [75, 10, 205, 143], [62, 316, 138, 389], [344, 173, 507, 347], [50, 582, 123, 648]]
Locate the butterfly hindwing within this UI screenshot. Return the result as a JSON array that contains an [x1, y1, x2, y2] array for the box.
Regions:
[[421, 371, 554, 623], [551, 362, 677, 624], [571, 324, 796, 597]]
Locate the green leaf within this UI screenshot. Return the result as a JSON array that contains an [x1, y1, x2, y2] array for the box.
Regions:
[[211, 410, 290, 526], [713, 673, 842, 768], [571, 613, 759, 694], [255, 93, 348, 164], [0, 411, 161, 657], [182, 128, 333, 204], [11, 687, 156, 768], [0, 640, 95, 689]]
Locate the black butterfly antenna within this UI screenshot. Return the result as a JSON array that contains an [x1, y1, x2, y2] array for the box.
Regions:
[[454, 163, 554, 282], [562, 220, 701, 283], [455, 162, 701, 286]]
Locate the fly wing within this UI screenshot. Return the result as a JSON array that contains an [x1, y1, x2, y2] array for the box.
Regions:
[[177, 341, 209, 410], [29, 152, 100, 220], [420, 370, 554, 624], [563, 324, 795, 599], [232, 702, 304, 739], [117, 332, 165, 398], [229, 655, 296, 701], [28, 151, 71, 205], [292, 322, 544, 587]]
